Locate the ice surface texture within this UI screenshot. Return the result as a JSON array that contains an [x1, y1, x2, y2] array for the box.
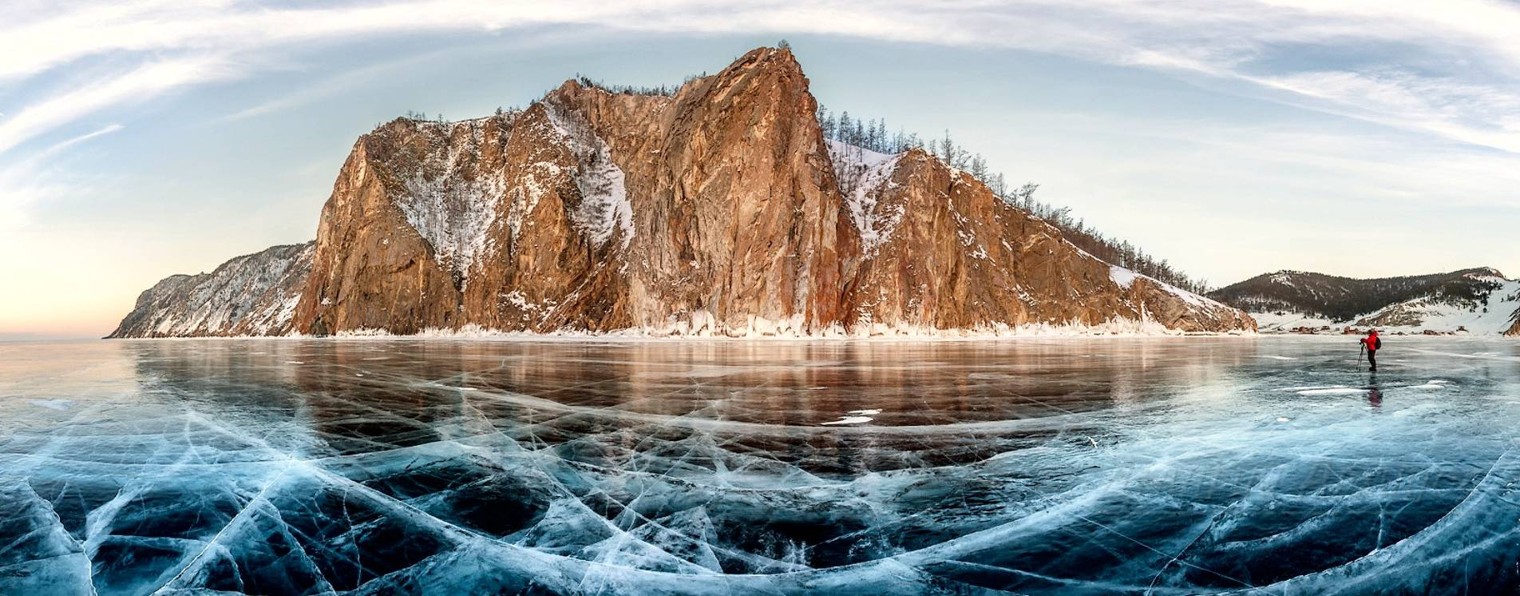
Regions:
[[3, 338, 1520, 594]]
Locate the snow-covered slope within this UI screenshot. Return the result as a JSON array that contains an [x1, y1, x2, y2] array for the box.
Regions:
[[1354, 273, 1520, 335], [107, 243, 315, 338], [1235, 269, 1520, 335], [545, 103, 634, 250]]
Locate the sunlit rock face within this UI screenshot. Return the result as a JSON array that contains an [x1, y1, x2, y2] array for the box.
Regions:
[[545, 47, 858, 333], [294, 47, 856, 336], [115, 47, 1253, 337], [843, 149, 1252, 333], [293, 115, 510, 335]]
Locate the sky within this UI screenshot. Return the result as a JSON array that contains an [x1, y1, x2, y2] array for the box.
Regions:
[[2, 0, 1518, 338]]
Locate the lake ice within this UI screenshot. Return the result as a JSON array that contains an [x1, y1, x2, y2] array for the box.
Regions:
[[2, 337, 1519, 594]]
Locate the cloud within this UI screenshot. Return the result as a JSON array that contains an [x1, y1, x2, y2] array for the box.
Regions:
[[0, 123, 124, 231], [1242, 69, 1520, 152], [4, 0, 1519, 159], [213, 48, 464, 123], [0, 57, 227, 154]]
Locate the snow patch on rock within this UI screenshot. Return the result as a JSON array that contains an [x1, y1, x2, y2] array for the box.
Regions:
[[1111, 264, 1232, 312], [318, 315, 1243, 339], [1110, 266, 1139, 290], [828, 140, 902, 252], [392, 120, 508, 286], [545, 103, 635, 250]]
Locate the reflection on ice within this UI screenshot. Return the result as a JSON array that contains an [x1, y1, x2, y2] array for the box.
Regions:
[[1, 337, 1519, 594]]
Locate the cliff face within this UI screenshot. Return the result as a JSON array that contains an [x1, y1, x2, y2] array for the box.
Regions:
[[547, 48, 857, 333], [290, 115, 513, 335], [115, 47, 1254, 338], [837, 145, 1250, 333], [108, 243, 314, 338]]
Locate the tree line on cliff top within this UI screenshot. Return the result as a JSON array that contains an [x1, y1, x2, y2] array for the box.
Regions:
[[818, 105, 1212, 295]]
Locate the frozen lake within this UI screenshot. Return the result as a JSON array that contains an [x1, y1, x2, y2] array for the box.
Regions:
[[3, 337, 1520, 594]]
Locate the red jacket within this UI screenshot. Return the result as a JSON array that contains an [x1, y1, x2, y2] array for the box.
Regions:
[[1361, 332, 1380, 351]]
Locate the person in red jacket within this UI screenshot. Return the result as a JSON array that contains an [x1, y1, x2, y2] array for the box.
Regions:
[[1360, 329, 1381, 372]]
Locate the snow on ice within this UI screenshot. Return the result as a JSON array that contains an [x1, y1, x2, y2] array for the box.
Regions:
[[828, 139, 903, 253]]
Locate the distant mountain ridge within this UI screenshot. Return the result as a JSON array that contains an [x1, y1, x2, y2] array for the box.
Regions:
[[109, 243, 314, 338], [1209, 267, 1520, 335], [110, 46, 1253, 338]]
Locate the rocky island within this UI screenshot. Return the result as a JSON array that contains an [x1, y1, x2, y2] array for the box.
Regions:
[[110, 47, 1253, 338]]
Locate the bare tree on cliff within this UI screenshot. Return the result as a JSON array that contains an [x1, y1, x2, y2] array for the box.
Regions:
[[815, 104, 1213, 293]]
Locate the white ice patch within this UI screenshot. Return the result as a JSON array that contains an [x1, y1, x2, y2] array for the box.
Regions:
[[828, 140, 902, 252], [1296, 387, 1367, 396], [822, 410, 881, 426], [1409, 380, 1452, 390]]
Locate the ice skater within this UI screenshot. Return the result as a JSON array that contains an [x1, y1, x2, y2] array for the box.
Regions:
[[1359, 329, 1381, 372]]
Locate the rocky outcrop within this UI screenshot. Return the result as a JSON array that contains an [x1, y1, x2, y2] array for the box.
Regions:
[[544, 48, 857, 333], [108, 243, 314, 338], [114, 47, 1254, 338], [838, 145, 1248, 333], [290, 115, 515, 336]]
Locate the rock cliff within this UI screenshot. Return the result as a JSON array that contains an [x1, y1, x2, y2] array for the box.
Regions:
[[835, 143, 1249, 333], [114, 47, 1253, 338], [108, 243, 314, 338]]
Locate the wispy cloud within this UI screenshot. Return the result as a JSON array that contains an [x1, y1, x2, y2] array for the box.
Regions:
[[0, 57, 227, 154], [4, 1, 1519, 158], [0, 123, 123, 231], [213, 48, 464, 123]]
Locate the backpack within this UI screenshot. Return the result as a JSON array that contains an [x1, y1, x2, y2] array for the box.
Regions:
[[1375, 337, 1382, 350]]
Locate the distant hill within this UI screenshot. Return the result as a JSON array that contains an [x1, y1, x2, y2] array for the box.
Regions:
[[1209, 268, 1520, 335]]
